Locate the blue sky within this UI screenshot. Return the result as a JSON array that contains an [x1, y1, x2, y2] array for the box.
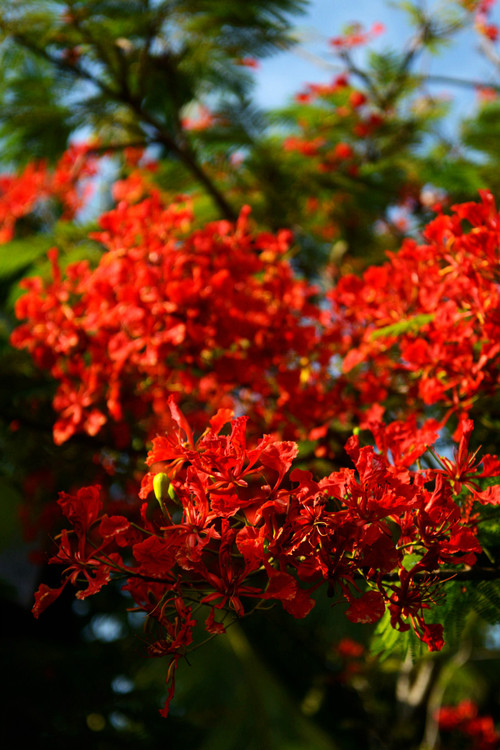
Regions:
[[254, 0, 500, 124]]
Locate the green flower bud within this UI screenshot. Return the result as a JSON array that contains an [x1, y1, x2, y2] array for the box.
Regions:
[[153, 472, 170, 504]]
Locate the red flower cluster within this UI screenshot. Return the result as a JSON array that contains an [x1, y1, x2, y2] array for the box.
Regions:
[[33, 399, 500, 716], [0, 142, 98, 243], [470, 0, 499, 41], [235, 57, 260, 69], [11, 184, 325, 444], [329, 22, 385, 50], [12, 185, 500, 461], [180, 106, 216, 131], [287, 75, 384, 180], [333, 637, 366, 682], [328, 190, 500, 426], [437, 699, 499, 750]]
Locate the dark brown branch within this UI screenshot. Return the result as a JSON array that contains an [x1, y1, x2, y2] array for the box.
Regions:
[[419, 73, 500, 91], [381, 566, 500, 583], [8, 31, 237, 221]]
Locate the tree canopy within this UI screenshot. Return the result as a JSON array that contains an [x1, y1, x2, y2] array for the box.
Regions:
[[1, 1, 500, 748]]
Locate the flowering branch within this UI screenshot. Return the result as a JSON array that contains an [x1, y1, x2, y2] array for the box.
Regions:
[[32, 397, 500, 717]]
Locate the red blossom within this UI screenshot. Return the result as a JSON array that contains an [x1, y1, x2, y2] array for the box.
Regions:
[[236, 57, 260, 68], [181, 106, 215, 131], [57, 484, 102, 534], [329, 22, 385, 49], [431, 418, 500, 514], [437, 699, 500, 750], [11, 171, 500, 719], [31, 400, 500, 715], [11, 195, 325, 445], [328, 191, 500, 428], [0, 143, 98, 243], [205, 608, 226, 634], [336, 637, 365, 658], [32, 582, 67, 618], [345, 590, 385, 624]]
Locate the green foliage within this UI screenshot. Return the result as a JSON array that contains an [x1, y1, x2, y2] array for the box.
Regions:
[[370, 313, 435, 340], [0, 0, 305, 150], [477, 514, 500, 565], [463, 100, 500, 159], [433, 581, 475, 649], [0, 235, 56, 281], [371, 609, 412, 661], [173, 625, 341, 750], [472, 580, 500, 625], [0, 48, 72, 166], [0, 223, 102, 311]]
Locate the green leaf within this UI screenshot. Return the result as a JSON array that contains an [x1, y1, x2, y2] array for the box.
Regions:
[[0, 235, 56, 279], [473, 580, 500, 625], [370, 313, 434, 340], [370, 609, 410, 660]]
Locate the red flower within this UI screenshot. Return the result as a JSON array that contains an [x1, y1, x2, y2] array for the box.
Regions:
[[437, 700, 500, 750], [432, 419, 500, 513], [333, 142, 354, 160], [235, 57, 260, 69], [336, 638, 365, 658], [346, 590, 385, 624], [57, 484, 102, 535]]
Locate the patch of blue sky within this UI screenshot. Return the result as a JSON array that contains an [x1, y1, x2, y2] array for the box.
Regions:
[[254, 0, 500, 132]]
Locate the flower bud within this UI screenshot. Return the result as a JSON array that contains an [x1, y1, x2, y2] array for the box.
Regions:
[[153, 472, 170, 504]]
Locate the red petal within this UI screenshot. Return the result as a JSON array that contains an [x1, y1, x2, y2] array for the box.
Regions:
[[209, 408, 234, 434], [345, 590, 385, 624], [32, 582, 66, 618], [167, 395, 193, 446]]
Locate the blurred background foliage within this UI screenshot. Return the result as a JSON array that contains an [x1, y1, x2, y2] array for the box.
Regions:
[[1, 1, 500, 747]]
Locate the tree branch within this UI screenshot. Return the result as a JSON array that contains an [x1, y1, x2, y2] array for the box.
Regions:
[[8, 31, 237, 221], [381, 566, 500, 583]]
